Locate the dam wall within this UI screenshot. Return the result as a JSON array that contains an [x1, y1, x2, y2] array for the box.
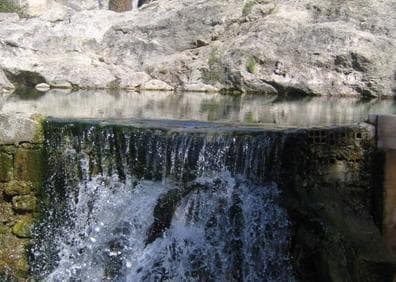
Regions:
[[0, 113, 393, 280]]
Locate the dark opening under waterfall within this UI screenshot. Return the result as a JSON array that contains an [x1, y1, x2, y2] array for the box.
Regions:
[[31, 120, 297, 281]]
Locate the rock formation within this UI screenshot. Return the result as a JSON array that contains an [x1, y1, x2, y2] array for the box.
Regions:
[[0, 0, 395, 96], [108, 0, 131, 12]]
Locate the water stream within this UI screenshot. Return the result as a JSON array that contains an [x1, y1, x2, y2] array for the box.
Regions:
[[31, 121, 295, 281]]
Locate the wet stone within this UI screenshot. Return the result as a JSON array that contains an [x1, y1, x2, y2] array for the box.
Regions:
[[0, 203, 14, 224], [12, 215, 33, 238], [4, 181, 32, 196], [12, 195, 37, 213], [0, 146, 17, 155], [14, 149, 44, 182], [0, 152, 13, 182], [0, 225, 9, 234], [0, 232, 29, 278]]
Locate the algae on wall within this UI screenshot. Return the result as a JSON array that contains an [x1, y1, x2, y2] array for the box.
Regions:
[[280, 126, 395, 282], [0, 115, 45, 281]]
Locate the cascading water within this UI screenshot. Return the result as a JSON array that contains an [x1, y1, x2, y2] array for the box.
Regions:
[[31, 120, 295, 281]]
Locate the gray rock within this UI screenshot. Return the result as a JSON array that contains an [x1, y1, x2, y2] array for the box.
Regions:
[[4, 181, 34, 196], [141, 79, 173, 91], [35, 82, 50, 91], [12, 195, 38, 212], [0, 0, 394, 96], [0, 13, 19, 22], [49, 80, 72, 89], [182, 83, 218, 93], [0, 114, 41, 145], [0, 70, 14, 90]]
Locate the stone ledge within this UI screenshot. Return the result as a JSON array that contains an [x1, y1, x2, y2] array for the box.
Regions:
[[0, 114, 43, 145]]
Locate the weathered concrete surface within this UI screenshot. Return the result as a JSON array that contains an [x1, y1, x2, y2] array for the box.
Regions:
[[0, 0, 395, 96]]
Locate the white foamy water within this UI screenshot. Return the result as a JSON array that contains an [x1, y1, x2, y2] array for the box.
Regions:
[[41, 171, 293, 282], [33, 123, 295, 281]]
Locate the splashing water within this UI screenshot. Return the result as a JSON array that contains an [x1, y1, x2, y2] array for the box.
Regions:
[[31, 122, 295, 281]]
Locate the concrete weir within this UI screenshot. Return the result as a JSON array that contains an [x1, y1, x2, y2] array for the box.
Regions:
[[369, 114, 396, 254]]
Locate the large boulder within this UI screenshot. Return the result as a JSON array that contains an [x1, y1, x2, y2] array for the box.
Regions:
[[0, 0, 394, 96]]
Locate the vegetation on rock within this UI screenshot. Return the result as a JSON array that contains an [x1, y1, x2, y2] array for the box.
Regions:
[[246, 56, 257, 74], [0, 0, 24, 16], [242, 0, 257, 17]]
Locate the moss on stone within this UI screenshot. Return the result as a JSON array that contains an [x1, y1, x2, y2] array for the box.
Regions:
[[13, 256, 29, 278], [14, 149, 44, 182], [246, 56, 257, 74], [242, 0, 257, 17], [0, 232, 30, 280], [12, 216, 33, 238], [0, 152, 14, 182], [4, 181, 32, 196], [280, 127, 396, 281], [31, 114, 46, 144], [12, 196, 37, 213], [0, 146, 17, 155], [0, 202, 15, 225], [0, 225, 9, 235]]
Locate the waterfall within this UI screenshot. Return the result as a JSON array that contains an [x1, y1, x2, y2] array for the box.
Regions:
[[31, 120, 295, 281]]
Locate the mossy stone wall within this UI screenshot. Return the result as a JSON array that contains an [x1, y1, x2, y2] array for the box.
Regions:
[[280, 125, 395, 281], [0, 144, 44, 281]]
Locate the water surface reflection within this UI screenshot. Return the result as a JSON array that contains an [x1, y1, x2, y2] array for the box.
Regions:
[[1, 90, 395, 126]]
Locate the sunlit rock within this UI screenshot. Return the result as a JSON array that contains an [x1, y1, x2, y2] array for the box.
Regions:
[[35, 83, 50, 92]]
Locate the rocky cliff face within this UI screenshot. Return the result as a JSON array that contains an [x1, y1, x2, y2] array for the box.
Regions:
[[0, 0, 395, 96]]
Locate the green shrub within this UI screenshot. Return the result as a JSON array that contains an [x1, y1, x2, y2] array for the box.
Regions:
[[246, 56, 257, 74], [202, 48, 225, 84]]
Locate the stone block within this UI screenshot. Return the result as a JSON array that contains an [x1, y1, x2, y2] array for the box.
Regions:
[[0, 225, 9, 235], [0, 203, 14, 224], [0, 152, 13, 182], [12, 195, 37, 213], [0, 232, 29, 278], [12, 215, 33, 238], [14, 149, 44, 182], [0, 114, 42, 145], [4, 181, 32, 196]]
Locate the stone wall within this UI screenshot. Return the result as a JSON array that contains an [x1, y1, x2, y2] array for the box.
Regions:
[[0, 114, 44, 281], [281, 124, 395, 281]]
